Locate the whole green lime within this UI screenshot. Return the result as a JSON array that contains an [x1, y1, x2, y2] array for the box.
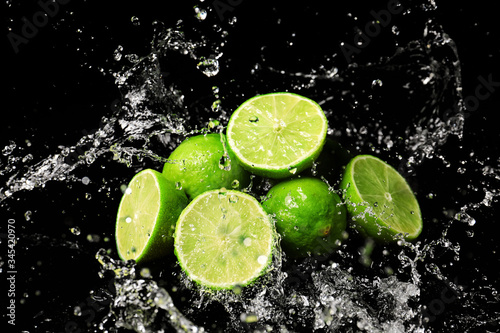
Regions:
[[262, 177, 346, 257], [162, 133, 250, 200]]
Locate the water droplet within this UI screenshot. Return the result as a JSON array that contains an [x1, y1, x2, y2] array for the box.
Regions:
[[194, 6, 207, 21], [232, 285, 242, 295], [208, 119, 220, 129], [229, 194, 238, 203], [2, 141, 16, 156], [219, 154, 231, 171], [125, 216, 132, 223], [231, 179, 240, 189], [87, 234, 100, 242], [240, 313, 258, 323], [249, 115, 259, 123], [114, 45, 123, 61], [371, 79, 383, 88], [211, 99, 222, 112], [197, 57, 219, 77], [85, 193, 92, 200], [73, 306, 82, 316], [22, 154, 33, 163], [131, 16, 140, 26], [82, 176, 90, 185], [288, 167, 298, 174], [243, 237, 252, 246], [218, 188, 227, 198], [175, 182, 183, 190], [70, 227, 81, 235], [228, 16, 237, 25], [257, 255, 267, 265], [24, 210, 32, 221], [140, 267, 151, 278]]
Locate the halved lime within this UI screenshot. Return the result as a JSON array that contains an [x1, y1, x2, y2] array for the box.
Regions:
[[340, 155, 423, 242], [226, 92, 328, 179], [174, 189, 274, 289], [116, 169, 188, 263]]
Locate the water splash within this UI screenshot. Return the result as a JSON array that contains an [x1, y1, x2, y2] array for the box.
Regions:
[[0, 21, 224, 201], [95, 249, 203, 333], [2, 1, 499, 332]]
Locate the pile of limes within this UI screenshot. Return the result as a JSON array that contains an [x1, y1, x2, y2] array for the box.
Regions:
[[115, 92, 423, 290]]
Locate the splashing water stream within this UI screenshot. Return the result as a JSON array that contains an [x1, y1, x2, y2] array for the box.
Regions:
[[2, 1, 499, 332]]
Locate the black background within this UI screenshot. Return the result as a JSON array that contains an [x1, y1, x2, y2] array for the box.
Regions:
[[3, 0, 500, 332]]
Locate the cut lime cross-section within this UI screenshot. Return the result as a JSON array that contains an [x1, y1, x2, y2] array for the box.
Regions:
[[174, 189, 274, 290], [226, 92, 328, 179], [340, 155, 423, 242], [115, 169, 188, 263]]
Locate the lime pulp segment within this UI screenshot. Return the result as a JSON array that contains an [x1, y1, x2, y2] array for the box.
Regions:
[[116, 170, 161, 260], [343, 155, 422, 240], [174, 189, 274, 289], [116, 169, 187, 262], [227, 92, 328, 178]]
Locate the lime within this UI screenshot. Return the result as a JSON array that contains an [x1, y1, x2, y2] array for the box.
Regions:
[[162, 133, 250, 200], [174, 189, 274, 289], [115, 169, 188, 263], [262, 177, 346, 257], [226, 92, 328, 179], [340, 154, 423, 242]]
